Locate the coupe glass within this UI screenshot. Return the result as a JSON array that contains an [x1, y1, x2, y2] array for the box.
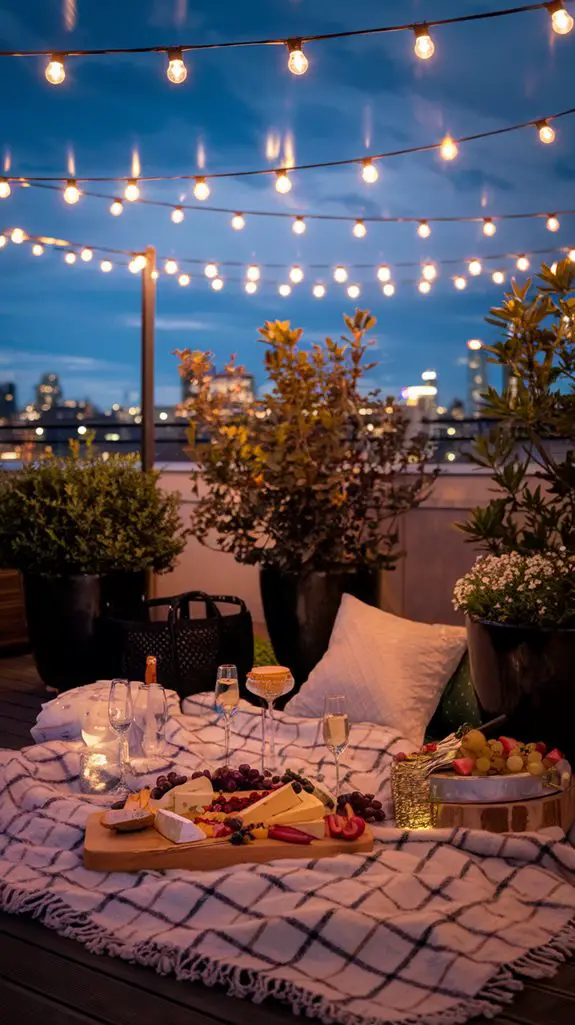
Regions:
[[322, 695, 350, 799], [215, 664, 240, 766], [108, 678, 133, 788], [246, 667, 294, 772]]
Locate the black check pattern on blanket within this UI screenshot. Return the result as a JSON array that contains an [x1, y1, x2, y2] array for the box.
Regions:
[[2, 693, 575, 1025]]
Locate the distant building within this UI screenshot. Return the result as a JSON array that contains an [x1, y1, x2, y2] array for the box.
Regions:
[[0, 382, 17, 420], [466, 340, 489, 416], [35, 373, 62, 412], [181, 366, 255, 411]]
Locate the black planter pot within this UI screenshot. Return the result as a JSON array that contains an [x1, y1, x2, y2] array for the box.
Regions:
[[467, 617, 575, 761], [260, 567, 379, 694], [23, 571, 146, 691]]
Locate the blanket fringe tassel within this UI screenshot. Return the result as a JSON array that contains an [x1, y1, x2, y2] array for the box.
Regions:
[[2, 879, 575, 1025]]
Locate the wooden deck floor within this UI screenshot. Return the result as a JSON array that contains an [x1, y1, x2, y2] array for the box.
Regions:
[[1, 658, 575, 1025]]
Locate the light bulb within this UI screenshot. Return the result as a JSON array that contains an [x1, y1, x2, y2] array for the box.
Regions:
[[468, 259, 482, 276], [287, 39, 308, 75], [80, 247, 93, 262], [292, 216, 306, 235], [166, 48, 188, 84], [414, 24, 435, 60], [133, 254, 147, 271], [65, 251, 76, 265], [128, 257, 142, 273], [454, 275, 467, 290], [171, 206, 185, 224], [151, 270, 159, 280], [483, 218, 496, 236], [275, 170, 292, 193], [245, 281, 258, 294], [165, 259, 178, 275], [32, 243, 44, 256], [124, 179, 140, 202], [63, 179, 80, 204], [333, 265, 348, 283], [178, 273, 190, 286], [279, 283, 291, 296], [537, 120, 556, 144], [422, 262, 437, 282], [246, 264, 260, 282], [347, 284, 360, 299], [516, 255, 530, 271], [205, 262, 218, 278], [377, 264, 391, 283], [211, 277, 223, 291], [313, 283, 326, 298], [45, 55, 65, 85], [100, 260, 113, 272], [417, 221, 431, 238], [231, 213, 245, 230], [383, 282, 395, 297], [110, 199, 123, 216], [193, 177, 210, 201], [0, 235, 6, 248], [361, 159, 379, 184], [10, 228, 25, 244], [0, 179, 11, 199], [289, 265, 304, 283], [550, 3, 574, 34], [569, 249, 575, 262], [547, 214, 560, 232], [418, 280, 431, 294], [492, 270, 505, 284], [353, 219, 367, 238], [440, 135, 458, 161]]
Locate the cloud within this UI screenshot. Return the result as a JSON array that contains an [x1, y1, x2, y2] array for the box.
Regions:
[[0, 350, 133, 372], [121, 315, 218, 331]]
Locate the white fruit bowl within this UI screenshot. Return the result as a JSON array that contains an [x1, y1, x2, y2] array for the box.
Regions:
[[429, 771, 548, 804]]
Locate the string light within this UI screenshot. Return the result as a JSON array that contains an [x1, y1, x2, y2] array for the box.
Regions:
[[231, 213, 245, 230], [516, 254, 530, 270], [63, 179, 80, 204], [205, 262, 218, 278], [468, 259, 482, 276], [151, 270, 159, 280], [32, 243, 44, 256], [64, 251, 76, 264], [245, 280, 258, 294], [110, 199, 123, 216], [124, 179, 140, 202], [45, 54, 65, 85], [440, 135, 458, 161], [289, 265, 304, 283], [418, 221, 431, 238], [492, 270, 505, 284], [454, 275, 467, 290], [422, 262, 437, 281], [80, 247, 93, 262], [569, 249, 575, 261], [548, 2, 574, 34], [0, 235, 6, 248], [246, 264, 260, 282], [413, 24, 435, 60], [171, 206, 185, 224], [353, 219, 367, 238], [546, 214, 560, 231], [11, 228, 25, 244], [211, 276, 224, 290], [483, 218, 496, 236], [279, 283, 291, 296], [165, 259, 178, 275], [377, 265, 391, 283], [178, 272, 190, 286], [418, 280, 431, 294], [333, 266, 348, 283], [292, 216, 306, 235], [287, 39, 308, 75], [128, 257, 142, 273], [383, 282, 395, 296], [100, 259, 113, 272], [536, 119, 556, 144], [313, 283, 326, 298], [275, 170, 292, 193], [347, 284, 360, 299], [193, 176, 210, 201], [166, 48, 188, 84], [361, 159, 379, 184], [0, 180, 11, 199], [133, 254, 146, 271]]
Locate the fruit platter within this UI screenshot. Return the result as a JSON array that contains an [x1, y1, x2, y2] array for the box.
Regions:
[[83, 763, 377, 872]]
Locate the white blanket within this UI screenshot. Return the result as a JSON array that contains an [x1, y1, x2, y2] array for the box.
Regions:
[[2, 691, 575, 1025]]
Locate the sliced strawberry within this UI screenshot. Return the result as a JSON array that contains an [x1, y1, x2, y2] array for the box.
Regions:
[[341, 816, 366, 841], [499, 737, 518, 757], [544, 748, 564, 766], [452, 757, 475, 777]]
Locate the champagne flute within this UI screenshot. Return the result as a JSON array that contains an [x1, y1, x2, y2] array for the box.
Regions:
[[323, 695, 350, 799], [215, 665, 240, 766], [108, 679, 133, 788], [142, 684, 168, 757]]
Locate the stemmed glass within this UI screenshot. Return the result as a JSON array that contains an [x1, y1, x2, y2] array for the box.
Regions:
[[215, 665, 240, 766], [323, 695, 350, 799], [143, 684, 168, 757], [108, 679, 133, 788], [246, 667, 294, 773]]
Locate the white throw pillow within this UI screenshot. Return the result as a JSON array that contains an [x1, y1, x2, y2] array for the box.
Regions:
[[285, 594, 466, 748]]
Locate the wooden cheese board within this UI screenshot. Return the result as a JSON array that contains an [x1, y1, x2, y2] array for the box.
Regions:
[[84, 813, 374, 872], [430, 784, 575, 834]]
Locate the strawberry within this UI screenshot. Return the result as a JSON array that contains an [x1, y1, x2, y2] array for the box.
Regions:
[[499, 737, 518, 757], [341, 817, 366, 841], [452, 757, 475, 777], [544, 748, 564, 766], [534, 742, 547, 756]]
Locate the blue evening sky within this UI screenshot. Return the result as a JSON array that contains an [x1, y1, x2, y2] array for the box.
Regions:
[[0, 0, 574, 409]]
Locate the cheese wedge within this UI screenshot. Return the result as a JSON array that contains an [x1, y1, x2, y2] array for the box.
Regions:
[[268, 790, 325, 826], [238, 783, 299, 826], [292, 818, 327, 840], [154, 776, 214, 812], [155, 809, 207, 844]]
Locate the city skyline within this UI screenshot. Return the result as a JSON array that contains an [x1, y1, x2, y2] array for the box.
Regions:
[[1, 1, 574, 409]]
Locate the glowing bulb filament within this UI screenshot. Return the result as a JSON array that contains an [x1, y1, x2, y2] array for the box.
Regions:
[[361, 159, 379, 184], [205, 262, 218, 278], [166, 48, 188, 84], [347, 284, 360, 299], [275, 169, 292, 193], [165, 259, 178, 275], [468, 259, 482, 276], [537, 119, 556, 144], [483, 218, 496, 236], [440, 135, 458, 161], [100, 260, 113, 272], [63, 179, 80, 204], [353, 219, 367, 238], [313, 283, 326, 298], [193, 177, 210, 201], [279, 283, 291, 296], [454, 275, 467, 290], [417, 221, 431, 239], [383, 283, 395, 297], [124, 179, 140, 202], [231, 213, 245, 230], [287, 39, 308, 75], [245, 281, 258, 294], [171, 206, 185, 224], [80, 247, 93, 262], [549, 2, 574, 34], [289, 265, 304, 283], [110, 199, 123, 216], [64, 251, 76, 265], [10, 228, 25, 244], [516, 255, 530, 271], [546, 214, 560, 232], [46, 54, 66, 85], [377, 265, 391, 283], [0, 179, 11, 199], [32, 243, 44, 256], [292, 216, 306, 234], [246, 264, 260, 282], [333, 266, 348, 283], [414, 24, 435, 60]]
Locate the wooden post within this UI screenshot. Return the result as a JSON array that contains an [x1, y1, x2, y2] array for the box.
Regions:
[[140, 245, 156, 472]]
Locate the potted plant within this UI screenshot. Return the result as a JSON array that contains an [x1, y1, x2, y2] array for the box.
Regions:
[[455, 259, 575, 756], [177, 310, 437, 685], [0, 441, 188, 689]]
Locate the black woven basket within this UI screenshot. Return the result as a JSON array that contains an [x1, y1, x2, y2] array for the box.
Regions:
[[106, 591, 253, 698]]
